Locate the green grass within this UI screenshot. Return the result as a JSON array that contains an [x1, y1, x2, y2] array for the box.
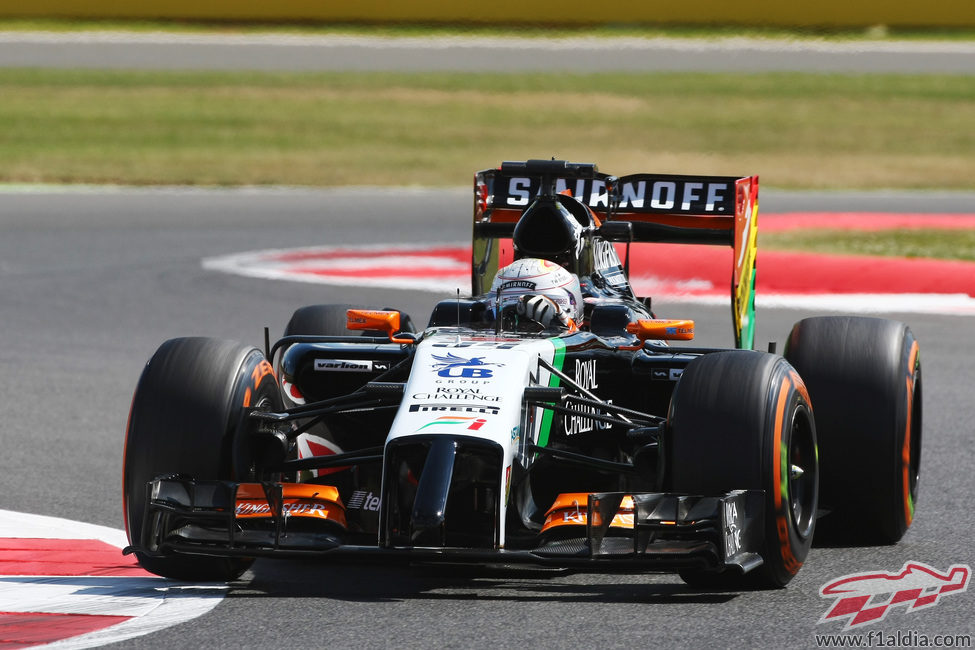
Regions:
[[2, 69, 975, 189], [1, 67, 972, 261], [762, 229, 975, 262]]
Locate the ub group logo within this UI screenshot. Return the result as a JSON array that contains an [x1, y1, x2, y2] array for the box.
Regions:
[[818, 561, 970, 629], [431, 352, 502, 378]]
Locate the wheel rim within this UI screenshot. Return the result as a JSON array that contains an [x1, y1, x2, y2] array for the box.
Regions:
[[788, 405, 817, 539]]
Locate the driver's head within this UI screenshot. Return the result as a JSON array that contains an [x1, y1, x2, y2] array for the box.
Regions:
[[490, 258, 583, 329]]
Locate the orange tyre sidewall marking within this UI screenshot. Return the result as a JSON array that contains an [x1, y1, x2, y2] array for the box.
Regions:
[[243, 359, 276, 408], [902, 340, 920, 527], [772, 376, 802, 576]]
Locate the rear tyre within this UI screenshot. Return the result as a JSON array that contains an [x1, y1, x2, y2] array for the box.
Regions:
[[785, 316, 921, 544], [284, 304, 356, 337], [281, 303, 413, 488], [123, 337, 280, 581], [284, 303, 415, 337], [668, 351, 818, 588]]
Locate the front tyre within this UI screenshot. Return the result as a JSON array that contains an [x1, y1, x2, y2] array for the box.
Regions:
[[668, 351, 818, 588], [123, 337, 280, 581]]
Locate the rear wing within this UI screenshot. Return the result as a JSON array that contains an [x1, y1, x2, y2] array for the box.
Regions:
[[473, 162, 759, 349]]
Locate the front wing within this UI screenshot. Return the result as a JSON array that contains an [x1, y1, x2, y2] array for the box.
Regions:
[[129, 477, 766, 574]]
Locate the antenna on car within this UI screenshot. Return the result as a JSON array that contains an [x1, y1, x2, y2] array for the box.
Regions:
[[495, 285, 503, 336], [539, 159, 558, 199]]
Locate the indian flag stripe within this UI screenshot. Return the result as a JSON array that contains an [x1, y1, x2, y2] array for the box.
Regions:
[[536, 338, 566, 449]]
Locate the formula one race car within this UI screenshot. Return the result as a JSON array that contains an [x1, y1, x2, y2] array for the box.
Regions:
[[123, 160, 922, 588]]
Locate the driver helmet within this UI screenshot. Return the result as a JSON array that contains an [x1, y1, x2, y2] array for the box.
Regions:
[[489, 258, 583, 324]]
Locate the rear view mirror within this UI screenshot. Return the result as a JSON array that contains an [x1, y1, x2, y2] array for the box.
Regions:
[[626, 319, 695, 342], [346, 309, 415, 344]]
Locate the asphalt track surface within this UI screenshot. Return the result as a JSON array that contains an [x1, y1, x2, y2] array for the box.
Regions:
[[2, 31, 975, 73], [1, 187, 973, 649]]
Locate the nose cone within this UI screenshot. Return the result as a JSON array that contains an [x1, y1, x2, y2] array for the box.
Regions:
[[409, 437, 457, 546]]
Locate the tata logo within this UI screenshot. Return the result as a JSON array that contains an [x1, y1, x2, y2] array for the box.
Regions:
[[431, 352, 502, 378], [347, 490, 381, 512]]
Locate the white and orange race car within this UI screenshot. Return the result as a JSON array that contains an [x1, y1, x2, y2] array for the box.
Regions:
[[123, 160, 921, 588]]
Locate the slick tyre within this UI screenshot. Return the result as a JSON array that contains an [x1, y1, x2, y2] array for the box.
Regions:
[[284, 304, 415, 337], [123, 337, 280, 581], [784, 317, 921, 544], [284, 304, 358, 337], [669, 351, 818, 588]]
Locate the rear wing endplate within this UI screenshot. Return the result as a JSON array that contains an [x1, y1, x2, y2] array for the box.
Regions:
[[473, 165, 758, 349]]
